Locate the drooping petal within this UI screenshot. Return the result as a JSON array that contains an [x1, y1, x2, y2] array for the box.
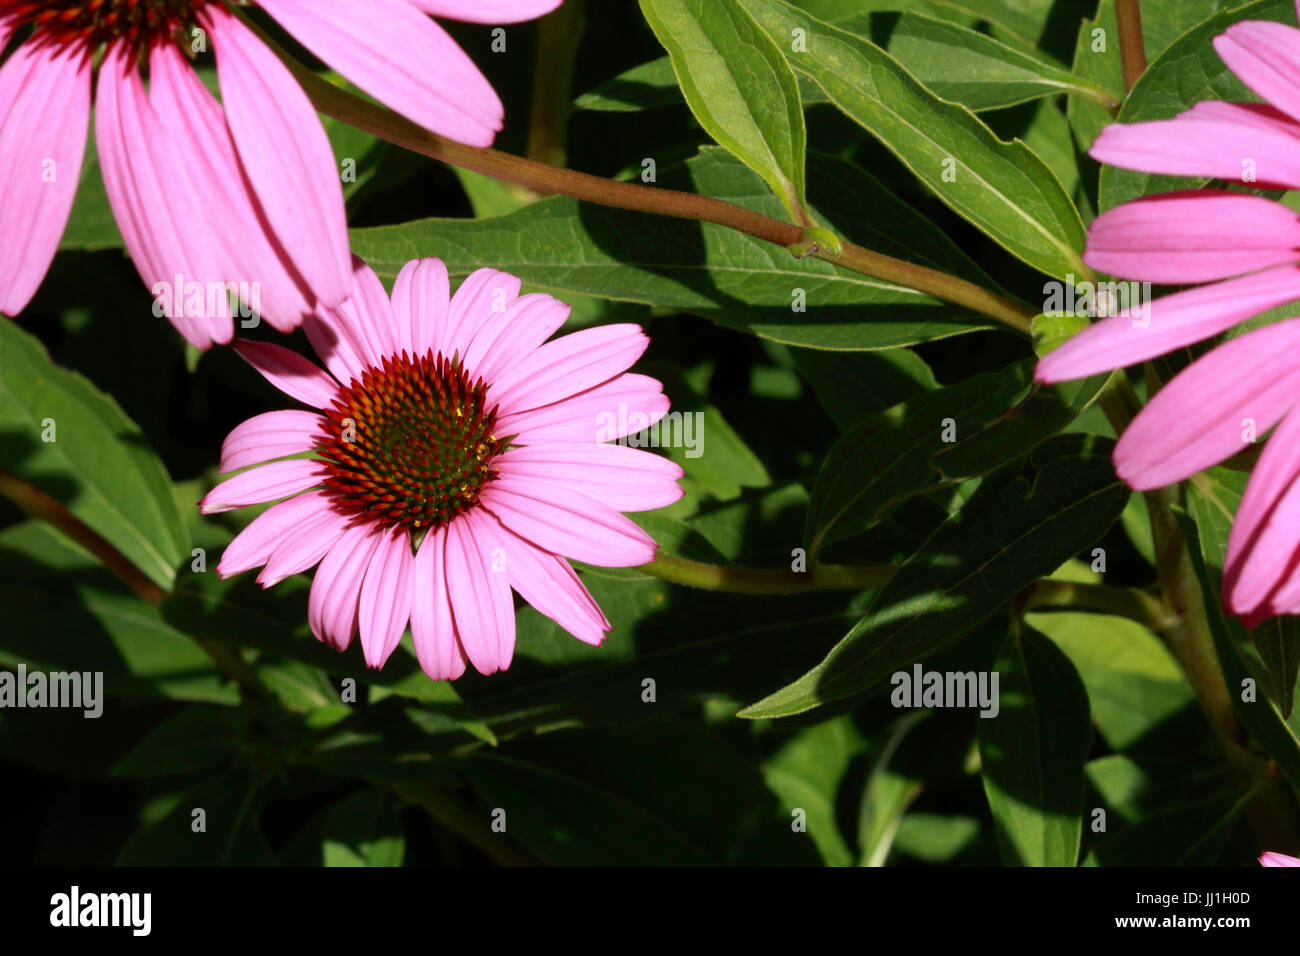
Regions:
[[1260, 851, 1300, 866], [490, 324, 650, 417], [496, 443, 684, 512], [444, 511, 516, 675], [257, 0, 503, 147], [1083, 190, 1300, 284], [482, 513, 609, 646], [445, 268, 522, 358], [410, 527, 468, 681], [1036, 265, 1300, 383], [1224, 406, 1300, 616], [408, 0, 563, 24], [1113, 320, 1300, 490], [358, 526, 415, 668], [220, 409, 325, 473], [216, 490, 334, 577], [496, 373, 670, 444], [207, 5, 351, 306], [304, 258, 396, 385], [257, 505, 352, 587], [1213, 22, 1300, 125], [462, 292, 571, 383], [199, 459, 329, 514], [0, 40, 91, 316], [148, 43, 312, 332], [96, 43, 231, 348], [391, 257, 451, 359], [480, 475, 657, 567], [309, 521, 383, 650], [1089, 118, 1300, 189], [233, 340, 340, 408]]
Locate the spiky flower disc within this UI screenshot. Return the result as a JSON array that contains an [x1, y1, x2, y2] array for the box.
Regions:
[[317, 351, 506, 532]]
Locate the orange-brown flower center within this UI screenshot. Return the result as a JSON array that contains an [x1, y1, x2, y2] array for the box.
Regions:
[[2, 0, 214, 49], [315, 352, 506, 533]]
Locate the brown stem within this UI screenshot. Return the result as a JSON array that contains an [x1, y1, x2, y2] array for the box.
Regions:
[[1115, 0, 1147, 95], [242, 15, 1035, 336], [0, 470, 164, 604]]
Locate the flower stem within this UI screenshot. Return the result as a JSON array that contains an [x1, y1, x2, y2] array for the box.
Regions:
[[1115, 0, 1147, 94], [1023, 578, 1174, 631], [0, 470, 272, 705], [246, 16, 1036, 337], [640, 553, 893, 594], [525, 0, 586, 170]]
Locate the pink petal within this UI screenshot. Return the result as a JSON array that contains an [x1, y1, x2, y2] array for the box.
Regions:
[[95, 44, 230, 348], [1213, 22, 1300, 125], [1089, 118, 1300, 189], [207, 5, 351, 306], [257, 505, 352, 587], [410, 527, 469, 682], [148, 43, 312, 333], [234, 339, 340, 408], [496, 443, 684, 512], [480, 475, 657, 567], [220, 409, 325, 473], [358, 526, 415, 668], [304, 258, 396, 385], [257, 0, 502, 147], [1083, 190, 1300, 284], [408, 1, 563, 24], [1113, 319, 1300, 490], [482, 513, 610, 646], [391, 257, 451, 360], [1036, 265, 1300, 383], [445, 268, 522, 359], [0, 40, 91, 316], [496, 373, 670, 444], [309, 521, 383, 651], [1259, 851, 1300, 867], [490, 324, 650, 417], [1182, 100, 1300, 137], [444, 511, 516, 676], [217, 490, 334, 577], [462, 292, 571, 383], [199, 459, 328, 514], [1224, 407, 1300, 615]]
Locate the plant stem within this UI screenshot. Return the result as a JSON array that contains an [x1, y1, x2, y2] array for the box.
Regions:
[[640, 553, 893, 594], [0, 470, 272, 705], [1023, 579, 1174, 631], [525, 0, 586, 170], [1115, 0, 1147, 94], [245, 16, 1035, 337]]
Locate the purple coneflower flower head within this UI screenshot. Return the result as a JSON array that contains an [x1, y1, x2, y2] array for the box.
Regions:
[[201, 257, 684, 681]]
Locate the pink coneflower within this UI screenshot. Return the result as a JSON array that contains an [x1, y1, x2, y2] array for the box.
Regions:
[[1260, 851, 1300, 866], [0, 0, 560, 345], [200, 257, 683, 680], [1036, 9, 1300, 624]]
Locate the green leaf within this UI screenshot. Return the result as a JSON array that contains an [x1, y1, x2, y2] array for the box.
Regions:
[[856, 712, 925, 866], [805, 359, 1108, 557], [744, 0, 1088, 278], [1030, 611, 1193, 751], [111, 705, 242, 778], [761, 715, 867, 866], [353, 148, 999, 351], [790, 346, 937, 430], [1176, 506, 1300, 792], [1189, 467, 1300, 718], [1098, 0, 1296, 213], [640, 0, 810, 224], [979, 624, 1091, 866], [742, 435, 1129, 719], [0, 320, 189, 589], [320, 790, 406, 867], [574, 57, 682, 112]]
